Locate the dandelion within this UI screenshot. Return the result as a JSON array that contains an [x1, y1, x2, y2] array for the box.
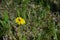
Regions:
[[15, 17, 25, 25]]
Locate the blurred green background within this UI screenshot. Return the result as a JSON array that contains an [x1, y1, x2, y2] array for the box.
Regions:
[[0, 0, 60, 40]]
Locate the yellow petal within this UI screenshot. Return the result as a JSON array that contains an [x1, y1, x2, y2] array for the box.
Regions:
[[15, 17, 25, 25]]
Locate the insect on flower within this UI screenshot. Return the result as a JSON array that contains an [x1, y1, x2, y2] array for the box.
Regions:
[[15, 17, 25, 25]]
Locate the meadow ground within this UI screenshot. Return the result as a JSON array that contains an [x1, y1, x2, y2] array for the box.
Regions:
[[0, 0, 60, 40]]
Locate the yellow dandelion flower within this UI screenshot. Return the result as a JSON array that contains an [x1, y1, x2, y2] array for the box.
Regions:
[[15, 17, 25, 25]]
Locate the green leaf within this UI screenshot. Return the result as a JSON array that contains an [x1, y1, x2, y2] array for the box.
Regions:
[[22, 36, 27, 40], [4, 10, 9, 22]]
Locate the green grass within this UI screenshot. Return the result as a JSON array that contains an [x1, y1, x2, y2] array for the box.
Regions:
[[0, 0, 59, 40]]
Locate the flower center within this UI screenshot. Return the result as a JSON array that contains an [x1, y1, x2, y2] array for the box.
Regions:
[[18, 19, 21, 21]]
